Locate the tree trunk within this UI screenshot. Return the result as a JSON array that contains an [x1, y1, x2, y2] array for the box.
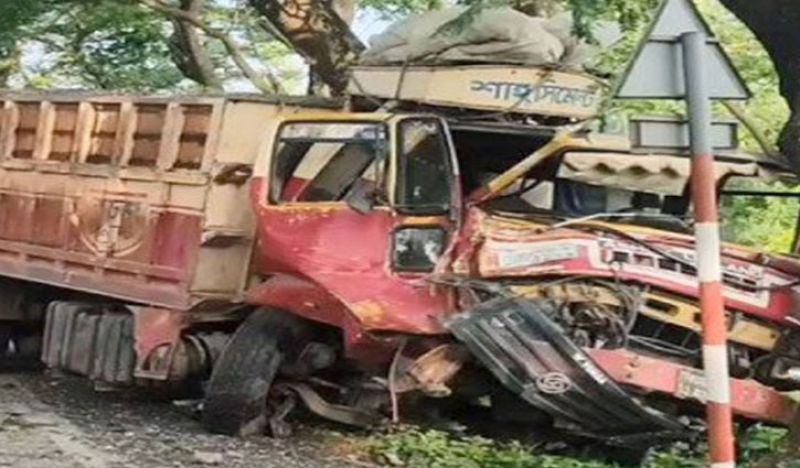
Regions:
[[248, 0, 365, 95], [720, 0, 800, 173], [168, 0, 223, 90]]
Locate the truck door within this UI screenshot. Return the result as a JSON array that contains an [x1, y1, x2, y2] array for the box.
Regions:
[[391, 117, 460, 272], [252, 116, 458, 336]]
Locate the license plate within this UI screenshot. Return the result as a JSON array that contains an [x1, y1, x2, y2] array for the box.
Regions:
[[676, 369, 708, 403]]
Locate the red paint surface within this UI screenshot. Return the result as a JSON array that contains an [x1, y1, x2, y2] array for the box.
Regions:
[[133, 307, 188, 379], [700, 281, 727, 345], [468, 211, 800, 328], [0, 189, 201, 309], [588, 348, 798, 425], [692, 151, 735, 464], [706, 402, 736, 465], [248, 177, 452, 356], [691, 154, 719, 224], [246, 274, 401, 363], [151, 211, 203, 271]]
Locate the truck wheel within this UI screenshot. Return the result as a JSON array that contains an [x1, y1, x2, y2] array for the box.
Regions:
[[0, 324, 11, 357], [202, 308, 312, 437]]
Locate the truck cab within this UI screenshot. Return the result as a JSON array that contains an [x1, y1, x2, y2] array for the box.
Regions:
[[232, 111, 800, 442], [248, 115, 460, 346]]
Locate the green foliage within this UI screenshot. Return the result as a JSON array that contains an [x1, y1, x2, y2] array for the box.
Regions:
[[0, 1, 55, 83], [567, 0, 658, 39], [721, 179, 800, 253], [0, 0, 186, 91], [643, 443, 705, 468], [31, 1, 184, 91], [696, 0, 789, 153], [738, 426, 791, 462], [0, 0, 301, 93], [361, 0, 445, 17], [0, 2, 52, 45], [364, 426, 796, 468], [368, 429, 612, 468]]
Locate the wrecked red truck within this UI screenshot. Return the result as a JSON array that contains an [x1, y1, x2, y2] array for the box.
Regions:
[[0, 65, 798, 447]]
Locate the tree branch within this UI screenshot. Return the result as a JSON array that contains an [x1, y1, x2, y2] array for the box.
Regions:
[[722, 101, 784, 164], [168, 0, 223, 90], [248, 0, 365, 95], [138, 0, 284, 94]]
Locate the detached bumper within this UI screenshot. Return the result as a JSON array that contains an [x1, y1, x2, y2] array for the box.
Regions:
[[446, 297, 686, 444]]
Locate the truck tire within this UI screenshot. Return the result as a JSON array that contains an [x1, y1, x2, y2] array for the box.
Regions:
[[0, 324, 11, 357], [202, 308, 312, 437]]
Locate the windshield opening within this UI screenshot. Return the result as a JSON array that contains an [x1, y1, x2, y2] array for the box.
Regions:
[[271, 122, 388, 203], [476, 152, 695, 232]]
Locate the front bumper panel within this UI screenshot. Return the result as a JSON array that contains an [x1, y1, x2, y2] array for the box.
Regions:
[[446, 297, 686, 444]]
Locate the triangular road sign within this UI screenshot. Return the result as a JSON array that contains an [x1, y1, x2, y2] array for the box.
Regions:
[[615, 0, 750, 100]]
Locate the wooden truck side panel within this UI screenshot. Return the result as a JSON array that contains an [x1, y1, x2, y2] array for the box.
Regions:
[[189, 100, 306, 297], [0, 94, 332, 310]]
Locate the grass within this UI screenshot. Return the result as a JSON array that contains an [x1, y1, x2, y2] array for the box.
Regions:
[[328, 425, 800, 468], [366, 429, 610, 467]]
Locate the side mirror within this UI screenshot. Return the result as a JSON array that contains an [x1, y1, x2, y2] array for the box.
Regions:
[[345, 179, 377, 215], [213, 163, 253, 186]]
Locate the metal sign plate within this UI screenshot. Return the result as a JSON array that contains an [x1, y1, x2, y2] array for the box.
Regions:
[[348, 65, 605, 119], [629, 116, 739, 152], [615, 0, 749, 100]]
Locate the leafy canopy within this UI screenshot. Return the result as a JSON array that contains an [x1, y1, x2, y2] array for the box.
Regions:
[[0, 0, 793, 250]]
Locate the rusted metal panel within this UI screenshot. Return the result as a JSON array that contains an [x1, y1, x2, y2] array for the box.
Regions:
[[588, 348, 800, 426], [131, 307, 187, 380]]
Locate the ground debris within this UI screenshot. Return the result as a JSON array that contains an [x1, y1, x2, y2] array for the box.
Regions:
[[0, 373, 358, 468], [191, 450, 224, 465]]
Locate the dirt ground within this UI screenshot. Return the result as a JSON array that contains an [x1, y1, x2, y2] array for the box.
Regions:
[[0, 370, 362, 468]]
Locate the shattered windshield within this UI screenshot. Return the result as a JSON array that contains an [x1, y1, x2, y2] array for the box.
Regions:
[[271, 122, 388, 203], [485, 176, 692, 232]]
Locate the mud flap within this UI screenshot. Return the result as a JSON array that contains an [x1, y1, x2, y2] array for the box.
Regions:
[[445, 297, 687, 445]]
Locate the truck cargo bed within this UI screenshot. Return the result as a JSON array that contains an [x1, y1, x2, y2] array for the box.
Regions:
[[0, 93, 331, 310]]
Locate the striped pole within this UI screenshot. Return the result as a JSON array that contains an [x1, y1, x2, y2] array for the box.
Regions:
[[682, 31, 736, 467]]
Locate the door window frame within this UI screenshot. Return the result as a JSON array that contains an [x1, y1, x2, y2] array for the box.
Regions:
[[268, 119, 391, 206], [393, 116, 459, 218]]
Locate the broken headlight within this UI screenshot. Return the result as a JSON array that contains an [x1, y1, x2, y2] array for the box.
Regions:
[[392, 227, 446, 272]]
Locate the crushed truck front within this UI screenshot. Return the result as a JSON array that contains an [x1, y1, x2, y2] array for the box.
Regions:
[[442, 133, 800, 438], [243, 112, 800, 444]]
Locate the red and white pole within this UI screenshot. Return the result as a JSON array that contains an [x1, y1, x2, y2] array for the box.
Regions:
[[682, 31, 736, 467]]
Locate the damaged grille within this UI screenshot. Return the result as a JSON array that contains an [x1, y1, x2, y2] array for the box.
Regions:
[[446, 297, 687, 445]]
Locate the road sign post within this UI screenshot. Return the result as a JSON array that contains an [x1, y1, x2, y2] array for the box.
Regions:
[[616, 1, 750, 466], [682, 30, 736, 468]]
